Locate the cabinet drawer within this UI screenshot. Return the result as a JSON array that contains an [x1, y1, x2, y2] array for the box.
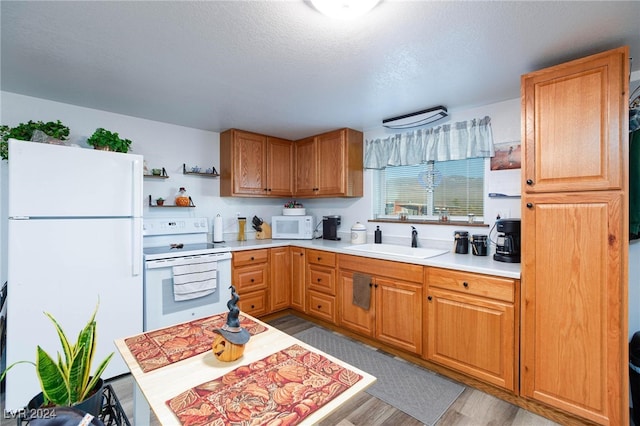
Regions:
[[308, 266, 336, 295], [238, 290, 267, 317], [339, 254, 423, 283], [307, 249, 336, 267], [307, 290, 336, 323], [233, 264, 268, 293], [427, 268, 515, 303], [232, 249, 269, 267]]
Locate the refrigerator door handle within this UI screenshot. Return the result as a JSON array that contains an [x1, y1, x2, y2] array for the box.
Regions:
[[132, 217, 142, 276], [132, 159, 143, 218]]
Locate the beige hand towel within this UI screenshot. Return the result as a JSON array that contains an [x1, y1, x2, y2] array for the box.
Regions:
[[352, 272, 372, 310]]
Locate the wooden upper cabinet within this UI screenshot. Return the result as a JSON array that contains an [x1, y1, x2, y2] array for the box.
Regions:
[[266, 137, 294, 197], [293, 136, 317, 197], [521, 46, 627, 193], [220, 129, 293, 197], [294, 128, 363, 198]]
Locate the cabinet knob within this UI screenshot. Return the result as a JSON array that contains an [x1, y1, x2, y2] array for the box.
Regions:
[[526, 202, 533, 209], [251, 304, 255, 309], [317, 304, 322, 309], [317, 257, 321, 261], [463, 282, 469, 288], [369, 282, 373, 287], [299, 252, 304, 256], [250, 278, 254, 283], [427, 296, 432, 301], [374, 284, 378, 288], [526, 179, 534, 185], [317, 278, 321, 282], [250, 256, 254, 260]]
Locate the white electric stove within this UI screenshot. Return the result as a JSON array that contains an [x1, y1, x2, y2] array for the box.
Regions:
[[142, 217, 232, 331]]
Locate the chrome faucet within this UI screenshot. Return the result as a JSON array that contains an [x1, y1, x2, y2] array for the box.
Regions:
[[411, 226, 418, 247]]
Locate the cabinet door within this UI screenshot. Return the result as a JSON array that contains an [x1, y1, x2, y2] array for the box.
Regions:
[[269, 247, 290, 312], [266, 137, 294, 197], [521, 47, 627, 193], [426, 288, 515, 391], [315, 129, 346, 196], [338, 270, 374, 336], [521, 191, 625, 424], [234, 131, 267, 195], [290, 247, 306, 312], [375, 278, 422, 355], [229, 130, 267, 196], [294, 137, 317, 197]]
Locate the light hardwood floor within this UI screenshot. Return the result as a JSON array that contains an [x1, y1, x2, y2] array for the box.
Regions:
[[1, 314, 565, 425]]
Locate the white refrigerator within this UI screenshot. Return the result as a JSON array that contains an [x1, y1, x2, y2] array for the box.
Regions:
[[4, 139, 144, 411]]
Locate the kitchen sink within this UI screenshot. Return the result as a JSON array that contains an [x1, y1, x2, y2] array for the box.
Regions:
[[344, 243, 448, 259]]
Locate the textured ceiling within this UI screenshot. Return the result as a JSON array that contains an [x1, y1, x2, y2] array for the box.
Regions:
[[1, 1, 639, 140]]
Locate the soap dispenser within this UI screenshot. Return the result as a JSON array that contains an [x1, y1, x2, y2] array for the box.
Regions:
[[374, 226, 382, 244]]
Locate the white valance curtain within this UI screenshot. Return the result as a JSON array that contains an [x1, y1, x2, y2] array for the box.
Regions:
[[364, 116, 495, 169]]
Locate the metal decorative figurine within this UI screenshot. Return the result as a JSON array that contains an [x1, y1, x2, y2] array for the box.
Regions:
[[212, 285, 250, 362]]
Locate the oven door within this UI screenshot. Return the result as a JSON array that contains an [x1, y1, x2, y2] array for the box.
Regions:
[[143, 252, 232, 330]]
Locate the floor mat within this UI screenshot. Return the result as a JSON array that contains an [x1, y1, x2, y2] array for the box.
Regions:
[[294, 326, 464, 426]]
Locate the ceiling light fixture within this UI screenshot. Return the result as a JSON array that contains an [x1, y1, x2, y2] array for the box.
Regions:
[[382, 106, 449, 129], [311, 0, 381, 20]]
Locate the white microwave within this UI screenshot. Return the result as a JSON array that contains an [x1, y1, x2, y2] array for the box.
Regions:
[[271, 215, 314, 240]]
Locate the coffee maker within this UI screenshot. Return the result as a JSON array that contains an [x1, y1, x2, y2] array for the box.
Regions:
[[323, 215, 341, 240], [493, 218, 521, 263]]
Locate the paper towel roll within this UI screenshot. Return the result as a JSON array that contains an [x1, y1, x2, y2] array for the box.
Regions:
[[214, 215, 224, 242]]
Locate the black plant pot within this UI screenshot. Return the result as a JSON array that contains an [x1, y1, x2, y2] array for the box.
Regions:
[[26, 378, 105, 418]]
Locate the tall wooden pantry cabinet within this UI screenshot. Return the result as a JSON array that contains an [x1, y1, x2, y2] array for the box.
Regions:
[[520, 46, 629, 425]]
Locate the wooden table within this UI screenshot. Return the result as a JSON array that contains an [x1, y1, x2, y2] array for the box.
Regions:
[[114, 314, 376, 425]]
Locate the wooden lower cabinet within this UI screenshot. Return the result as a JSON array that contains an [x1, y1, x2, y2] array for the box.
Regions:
[[338, 254, 423, 355], [305, 249, 337, 322], [520, 192, 626, 424], [425, 267, 518, 392], [232, 249, 269, 317], [269, 247, 291, 312], [290, 247, 306, 312], [307, 290, 336, 323]]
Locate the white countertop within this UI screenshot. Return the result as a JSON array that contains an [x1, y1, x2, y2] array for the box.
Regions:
[[213, 238, 521, 279]]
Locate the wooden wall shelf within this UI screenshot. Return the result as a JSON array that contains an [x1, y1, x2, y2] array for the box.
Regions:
[[148, 195, 196, 207], [144, 167, 169, 179], [183, 164, 219, 177]]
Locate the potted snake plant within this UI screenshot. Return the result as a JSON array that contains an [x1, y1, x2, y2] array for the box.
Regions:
[[0, 303, 113, 416]]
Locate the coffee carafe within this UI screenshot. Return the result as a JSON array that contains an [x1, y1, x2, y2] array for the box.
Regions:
[[493, 219, 521, 263]]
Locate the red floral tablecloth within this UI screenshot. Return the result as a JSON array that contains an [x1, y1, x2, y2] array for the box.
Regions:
[[124, 314, 267, 372], [166, 343, 363, 426]]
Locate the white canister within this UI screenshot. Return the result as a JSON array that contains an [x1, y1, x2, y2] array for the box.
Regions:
[[351, 222, 367, 244]]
